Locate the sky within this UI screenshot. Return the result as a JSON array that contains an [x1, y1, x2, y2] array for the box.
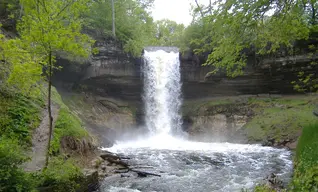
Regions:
[[151, 0, 210, 26]]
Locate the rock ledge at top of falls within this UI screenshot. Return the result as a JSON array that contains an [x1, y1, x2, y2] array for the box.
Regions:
[[54, 36, 318, 102], [143, 46, 179, 53]]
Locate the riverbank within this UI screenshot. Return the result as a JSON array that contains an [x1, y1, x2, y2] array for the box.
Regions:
[[0, 84, 103, 192], [183, 94, 318, 148], [0, 82, 316, 191]]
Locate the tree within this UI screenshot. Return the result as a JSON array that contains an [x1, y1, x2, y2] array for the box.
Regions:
[[17, 0, 94, 168], [0, 31, 43, 96], [187, 1, 315, 79], [154, 19, 185, 47], [84, 0, 156, 56], [111, 0, 115, 37]]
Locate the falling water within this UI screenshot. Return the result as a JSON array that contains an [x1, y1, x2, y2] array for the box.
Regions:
[[142, 48, 182, 135], [100, 47, 293, 192]]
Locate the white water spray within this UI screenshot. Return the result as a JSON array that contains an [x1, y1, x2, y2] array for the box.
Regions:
[[101, 48, 293, 192], [143, 49, 182, 135]]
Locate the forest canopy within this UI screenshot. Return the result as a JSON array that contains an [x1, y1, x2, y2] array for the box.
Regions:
[[1, 0, 317, 92]]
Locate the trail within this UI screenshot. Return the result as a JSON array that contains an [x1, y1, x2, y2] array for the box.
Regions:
[[24, 104, 60, 172]]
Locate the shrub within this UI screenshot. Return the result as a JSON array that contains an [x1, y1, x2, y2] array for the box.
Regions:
[[0, 93, 42, 145], [40, 157, 84, 192], [0, 138, 36, 192]]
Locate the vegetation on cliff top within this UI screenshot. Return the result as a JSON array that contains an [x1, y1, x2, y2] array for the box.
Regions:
[[182, 0, 318, 92]]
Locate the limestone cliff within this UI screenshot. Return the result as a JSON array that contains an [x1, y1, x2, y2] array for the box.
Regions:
[[53, 38, 317, 145]]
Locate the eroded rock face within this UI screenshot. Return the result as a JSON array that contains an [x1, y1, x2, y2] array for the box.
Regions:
[[183, 100, 254, 143], [187, 114, 249, 143], [180, 52, 317, 99], [53, 38, 317, 144], [56, 90, 137, 147]]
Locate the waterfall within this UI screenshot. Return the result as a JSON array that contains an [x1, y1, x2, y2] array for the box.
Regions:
[[142, 48, 182, 135], [101, 48, 293, 192]]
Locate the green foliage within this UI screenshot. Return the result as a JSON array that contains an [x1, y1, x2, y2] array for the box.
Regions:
[[84, 0, 156, 56], [291, 122, 318, 191], [0, 91, 42, 145], [0, 33, 43, 96], [0, 138, 36, 192], [39, 156, 83, 192], [154, 19, 185, 47], [0, 0, 20, 30], [185, 0, 317, 80], [17, 0, 94, 74], [292, 63, 318, 93], [50, 107, 88, 155], [253, 185, 278, 192]]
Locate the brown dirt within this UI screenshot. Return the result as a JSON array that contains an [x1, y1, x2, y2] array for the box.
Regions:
[[23, 104, 60, 172]]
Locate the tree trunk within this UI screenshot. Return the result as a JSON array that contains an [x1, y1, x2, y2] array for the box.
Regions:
[[45, 51, 53, 169], [311, 3, 316, 25], [111, 0, 116, 37], [195, 0, 204, 18]]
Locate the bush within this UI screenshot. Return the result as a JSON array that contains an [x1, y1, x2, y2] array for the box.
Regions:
[[40, 157, 84, 192], [0, 138, 36, 192], [0, 93, 42, 145]]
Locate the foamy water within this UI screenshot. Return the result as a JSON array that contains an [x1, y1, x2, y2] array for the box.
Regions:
[[100, 135, 292, 192], [98, 48, 293, 192], [143, 49, 182, 135]]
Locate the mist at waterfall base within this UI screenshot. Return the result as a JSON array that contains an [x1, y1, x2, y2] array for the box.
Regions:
[[100, 49, 293, 192]]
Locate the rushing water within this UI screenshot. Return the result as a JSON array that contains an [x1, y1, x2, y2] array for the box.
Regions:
[[142, 49, 182, 135], [100, 48, 293, 192]]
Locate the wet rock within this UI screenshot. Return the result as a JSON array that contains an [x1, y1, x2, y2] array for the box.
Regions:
[[121, 173, 132, 178], [78, 169, 99, 192], [100, 151, 120, 160], [264, 173, 284, 190], [91, 157, 103, 168], [101, 165, 107, 171]]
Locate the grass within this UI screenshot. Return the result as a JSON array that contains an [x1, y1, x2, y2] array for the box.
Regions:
[[39, 156, 84, 192], [295, 122, 318, 168], [244, 96, 317, 144], [182, 98, 240, 116], [290, 122, 318, 191]]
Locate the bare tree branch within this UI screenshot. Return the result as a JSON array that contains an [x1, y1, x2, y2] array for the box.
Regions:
[[195, 0, 204, 18]]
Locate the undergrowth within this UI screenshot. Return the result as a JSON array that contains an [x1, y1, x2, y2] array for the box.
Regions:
[[49, 87, 89, 155], [0, 138, 36, 192], [50, 108, 89, 155], [291, 122, 318, 191], [0, 91, 43, 146], [0, 86, 90, 191], [38, 156, 84, 192]]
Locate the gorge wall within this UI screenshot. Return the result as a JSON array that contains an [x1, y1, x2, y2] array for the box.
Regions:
[[54, 38, 317, 101], [53, 38, 317, 145]]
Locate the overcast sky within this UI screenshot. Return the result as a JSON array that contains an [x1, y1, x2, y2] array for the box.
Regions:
[[151, 0, 210, 26]]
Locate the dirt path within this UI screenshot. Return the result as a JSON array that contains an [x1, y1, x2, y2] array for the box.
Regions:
[[24, 104, 60, 172]]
